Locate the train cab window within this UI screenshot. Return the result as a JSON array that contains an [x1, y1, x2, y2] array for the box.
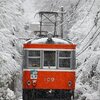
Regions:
[[44, 51, 55, 67], [28, 50, 40, 67], [59, 51, 71, 68]]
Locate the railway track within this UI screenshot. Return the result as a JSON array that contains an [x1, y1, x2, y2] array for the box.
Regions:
[[19, 97, 76, 100], [36, 98, 68, 100], [31, 98, 76, 100], [30, 95, 75, 100], [31, 98, 74, 100]]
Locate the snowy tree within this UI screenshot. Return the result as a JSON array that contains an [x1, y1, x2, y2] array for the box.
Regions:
[[0, 0, 25, 35], [0, 0, 25, 99]]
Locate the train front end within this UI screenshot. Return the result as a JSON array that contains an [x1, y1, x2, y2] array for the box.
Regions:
[[22, 37, 76, 100]]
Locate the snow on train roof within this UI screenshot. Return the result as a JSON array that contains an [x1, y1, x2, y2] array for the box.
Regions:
[[29, 37, 72, 44]]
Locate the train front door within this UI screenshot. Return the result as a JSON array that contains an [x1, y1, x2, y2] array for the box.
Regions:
[[43, 51, 56, 69]]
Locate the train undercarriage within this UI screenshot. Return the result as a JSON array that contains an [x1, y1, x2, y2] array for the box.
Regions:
[[23, 89, 74, 100]]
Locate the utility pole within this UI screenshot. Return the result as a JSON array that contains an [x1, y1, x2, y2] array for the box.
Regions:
[[61, 6, 64, 38], [39, 13, 42, 36], [54, 14, 57, 36]]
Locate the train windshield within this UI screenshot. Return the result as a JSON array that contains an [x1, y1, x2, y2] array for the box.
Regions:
[[25, 50, 73, 69], [44, 51, 56, 67]]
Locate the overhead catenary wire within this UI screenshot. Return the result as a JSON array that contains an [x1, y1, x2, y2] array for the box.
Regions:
[[75, 0, 81, 10], [77, 26, 100, 56], [77, 11, 100, 56], [78, 24, 95, 45], [34, 0, 90, 35], [50, 3, 88, 34], [33, 0, 95, 34], [76, 25, 100, 57], [22, 1, 95, 40], [33, 1, 87, 36], [74, 0, 95, 29], [34, 1, 62, 22], [60, 0, 95, 29]]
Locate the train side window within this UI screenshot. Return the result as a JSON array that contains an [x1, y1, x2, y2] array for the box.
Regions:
[[28, 50, 40, 67], [58, 51, 71, 68]]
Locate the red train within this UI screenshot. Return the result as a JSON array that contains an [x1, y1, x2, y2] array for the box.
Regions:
[[22, 36, 76, 100]]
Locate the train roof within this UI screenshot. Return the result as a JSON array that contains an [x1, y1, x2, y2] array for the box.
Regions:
[[24, 37, 76, 50], [26, 37, 73, 44]]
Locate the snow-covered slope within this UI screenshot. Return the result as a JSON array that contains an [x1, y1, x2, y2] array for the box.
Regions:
[[69, 0, 100, 99]]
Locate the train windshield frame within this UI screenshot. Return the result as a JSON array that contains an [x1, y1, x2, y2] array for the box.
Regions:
[[24, 50, 75, 69]]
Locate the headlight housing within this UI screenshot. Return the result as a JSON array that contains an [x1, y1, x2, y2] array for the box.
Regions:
[[27, 80, 31, 86], [68, 81, 72, 86]]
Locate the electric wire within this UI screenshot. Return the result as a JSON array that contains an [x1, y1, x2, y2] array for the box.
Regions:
[[74, 0, 95, 29], [76, 25, 100, 57], [75, 0, 81, 10], [34, 0, 88, 33], [34, 0, 95, 32], [50, 3, 87, 34], [77, 26, 100, 56], [24, 0, 96, 42], [56, 0, 95, 30], [78, 24, 95, 45]]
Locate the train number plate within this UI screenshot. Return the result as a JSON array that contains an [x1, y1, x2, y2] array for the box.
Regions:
[[30, 70, 38, 79]]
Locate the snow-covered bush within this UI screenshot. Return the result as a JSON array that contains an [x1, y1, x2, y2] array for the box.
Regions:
[[0, 28, 23, 99], [0, 74, 16, 100]]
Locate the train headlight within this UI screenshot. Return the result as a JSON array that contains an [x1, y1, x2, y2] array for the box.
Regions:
[[27, 80, 31, 86], [68, 81, 72, 86]]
